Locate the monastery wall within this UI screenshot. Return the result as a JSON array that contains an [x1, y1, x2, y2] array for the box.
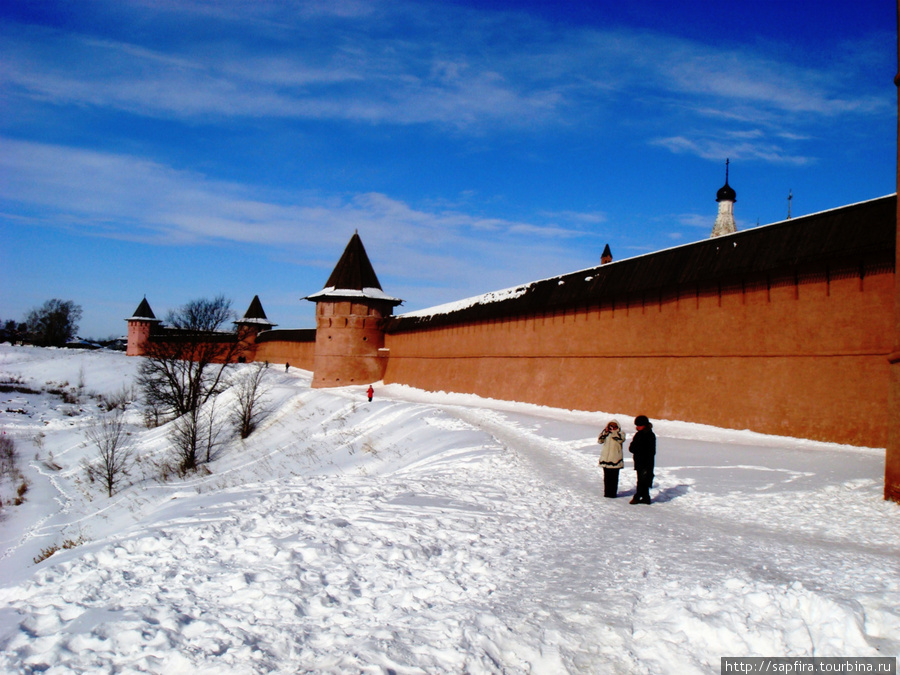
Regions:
[[252, 340, 316, 371], [383, 268, 894, 447], [252, 329, 317, 371]]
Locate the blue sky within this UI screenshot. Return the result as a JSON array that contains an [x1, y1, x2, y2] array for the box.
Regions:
[[0, 0, 895, 339]]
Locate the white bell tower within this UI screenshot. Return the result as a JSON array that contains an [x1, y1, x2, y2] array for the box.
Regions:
[[711, 158, 737, 237]]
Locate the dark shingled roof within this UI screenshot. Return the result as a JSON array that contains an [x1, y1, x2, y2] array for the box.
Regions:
[[128, 298, 159, 321], [235, 295, 275, 328], [305, 233, 403, 305], [325, 233, 383, 291], [387, 194, 896, 332], [242, 295, 269, 321]]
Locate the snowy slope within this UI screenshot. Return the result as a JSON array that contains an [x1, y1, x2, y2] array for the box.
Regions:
[[0, 345, 897, 674]]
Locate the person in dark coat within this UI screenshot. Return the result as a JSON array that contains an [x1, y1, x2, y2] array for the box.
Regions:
[[597, 420, 625, 498], [628, 415, 656, 504]]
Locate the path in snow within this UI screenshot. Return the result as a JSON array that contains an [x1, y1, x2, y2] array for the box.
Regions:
[[394, 394, 900, 673]]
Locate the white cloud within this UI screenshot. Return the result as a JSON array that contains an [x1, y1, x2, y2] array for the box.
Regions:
[[0, 1, 885, 141], [650, 135, 815, 166], [0, 138, 593, 288]]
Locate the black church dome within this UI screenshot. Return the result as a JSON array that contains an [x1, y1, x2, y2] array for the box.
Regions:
[[716, 181, 736, 203]]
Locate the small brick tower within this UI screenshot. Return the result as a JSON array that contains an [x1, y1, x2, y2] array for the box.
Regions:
[[126, 297, 161, 356], [234, 295, 276, 362], [306, 233, 402, 388], [601, 244, 613, 265]]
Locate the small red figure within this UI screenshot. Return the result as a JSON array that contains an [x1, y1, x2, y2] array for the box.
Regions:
[[366, 385, 374, 402]]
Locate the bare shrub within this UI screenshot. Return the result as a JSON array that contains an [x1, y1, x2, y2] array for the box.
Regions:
[[202, 397, 225, 464], [14, 479, 29, 505], [33, 536, 86, 564], [34, 544, 59, 564], [169, 398, 225, 473], [97, 386, 132, 412], [85, 408, 132, 497], [0, 433, 16, 478], [143, 402, 165, 429], [45, 381, 79, 404], [170, 408, 201, 474], [231, 362, 271, 439]]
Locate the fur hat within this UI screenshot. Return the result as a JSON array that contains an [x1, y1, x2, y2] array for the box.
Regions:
[[634, 415, 650, 427]]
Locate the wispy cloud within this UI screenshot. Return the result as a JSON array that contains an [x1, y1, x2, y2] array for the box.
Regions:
[[0, 137, 594, 289], [650, 135, 815, 165], [1, 0, 885, 148]]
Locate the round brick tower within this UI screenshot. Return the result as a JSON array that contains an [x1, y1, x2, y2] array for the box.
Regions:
[[125, 297, 161, 356], [234, 295, 276, 362], [306, 233, 402, 388]]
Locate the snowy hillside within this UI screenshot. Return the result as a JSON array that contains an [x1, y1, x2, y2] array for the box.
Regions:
[[0, 345, 897, 674]]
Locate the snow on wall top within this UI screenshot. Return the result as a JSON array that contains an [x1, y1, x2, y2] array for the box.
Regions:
[[306, 286, 403, 304], [399, 285, 530, 319]]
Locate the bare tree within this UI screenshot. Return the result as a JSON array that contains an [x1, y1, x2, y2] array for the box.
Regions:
[[169, 407, 202, 473], [25, 299, 82, 347], [0, 319, 26, 344], [86, 409, 131, 497], [202, 396, 225, 464], [136, 296, 246, 474], [136, 296, 244, 419], [169, 397, 226, 472], [231, 362, 271, 439]]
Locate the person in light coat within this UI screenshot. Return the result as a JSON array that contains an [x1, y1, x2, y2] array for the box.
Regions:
[[598, 420, 625, 498]]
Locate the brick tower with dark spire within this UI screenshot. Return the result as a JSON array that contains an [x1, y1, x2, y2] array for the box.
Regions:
[[126, 298, 161, 356], [306, 233, 402, 387], [234, 295, 276, 362]]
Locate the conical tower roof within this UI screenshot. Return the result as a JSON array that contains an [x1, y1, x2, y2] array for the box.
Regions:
[[235, 295, 276, 328], [601, 243, 613, 264], [127, 297, 160, 322], [326, 233, 383, 291], [305, 233, 402, 305]]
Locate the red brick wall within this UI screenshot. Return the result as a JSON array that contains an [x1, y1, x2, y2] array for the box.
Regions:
[[253, 340, 316, 371], [886, 81, 900, 499], [383, 269, 894, 447]]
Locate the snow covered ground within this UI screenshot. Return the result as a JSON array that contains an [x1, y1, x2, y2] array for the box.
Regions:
[[0, 345, 897, 674]]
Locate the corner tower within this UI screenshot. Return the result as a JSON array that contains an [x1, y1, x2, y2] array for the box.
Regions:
[[234, 295, 276, 361], [711, 159, 737, 238], [126, 298, 161, 356], [306, 233, 402, 388], [234, 295, 276, 338]]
